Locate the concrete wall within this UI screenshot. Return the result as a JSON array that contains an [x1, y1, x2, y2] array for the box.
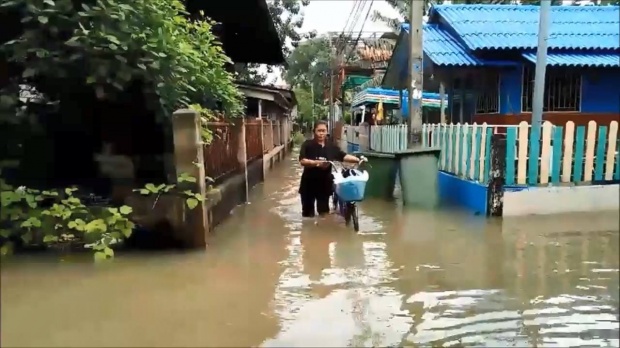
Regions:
[[207, 158, 264, 231], [263, 142, 292, 176], [208, 139, 293, 232], [437, 171, 620, 217], [503, 184, 620, 217]]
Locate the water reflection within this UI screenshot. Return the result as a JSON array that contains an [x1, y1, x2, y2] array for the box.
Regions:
[[1, 153, 619, 348]]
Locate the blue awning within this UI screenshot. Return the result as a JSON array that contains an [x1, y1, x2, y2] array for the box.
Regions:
[[521, 51, 620, 67]]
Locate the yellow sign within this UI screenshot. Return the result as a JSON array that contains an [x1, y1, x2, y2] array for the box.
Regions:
[[376, 98, 384, 121]]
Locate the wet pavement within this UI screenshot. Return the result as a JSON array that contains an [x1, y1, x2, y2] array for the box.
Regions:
[[2, 150, 619, 347]]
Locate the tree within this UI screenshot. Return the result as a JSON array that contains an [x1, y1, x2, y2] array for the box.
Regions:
[[283, 36, 334, 127], [293, 86, 328, 129], [236, 0, 311, 84], [1, 0, 244, 119], [284, 36, 333, 103]]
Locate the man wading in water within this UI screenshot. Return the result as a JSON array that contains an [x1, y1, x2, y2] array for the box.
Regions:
[[298, 121, 361, 218]]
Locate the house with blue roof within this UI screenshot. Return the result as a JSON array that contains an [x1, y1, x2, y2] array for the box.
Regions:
[[382, 4, 620, 126]]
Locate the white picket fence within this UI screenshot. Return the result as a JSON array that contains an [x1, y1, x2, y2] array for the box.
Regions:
[[422, 123, 494, 182], [370, 125, 408, 153]]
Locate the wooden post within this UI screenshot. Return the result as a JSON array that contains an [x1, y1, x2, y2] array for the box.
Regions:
[[487, 133, 506, 217], [171, 109, 208, 247], [439, 82, 446, 124], [458, 78, 465, 124], [447, 74, 454, 124]]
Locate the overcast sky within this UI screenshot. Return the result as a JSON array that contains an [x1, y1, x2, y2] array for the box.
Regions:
[[300, 0, 402, 34]]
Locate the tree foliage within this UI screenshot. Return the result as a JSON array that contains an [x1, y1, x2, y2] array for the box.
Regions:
[[1, 0, 244, 119], [283, 36, 334, 126], [0, 0, 239, 259], [284, 36, 333, 101], [293, 86, 327, 128], [236, 0, 310, 84]]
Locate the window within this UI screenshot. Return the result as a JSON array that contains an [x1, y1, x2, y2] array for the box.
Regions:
[[521, 66, 581, 112], [475, 71, 500, 114]]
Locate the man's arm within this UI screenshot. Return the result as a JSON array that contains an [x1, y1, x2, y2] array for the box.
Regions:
[[299, 141, 320, 168]]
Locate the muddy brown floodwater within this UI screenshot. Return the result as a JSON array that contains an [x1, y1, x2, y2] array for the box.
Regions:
[[2, 150, 619, 348]]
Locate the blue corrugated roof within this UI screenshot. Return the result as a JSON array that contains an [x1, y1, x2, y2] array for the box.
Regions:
[[430, 5, 620, 50], [423, 24, 485, 66], [522, 51, 620, 67], [400, 23, 513, 67]]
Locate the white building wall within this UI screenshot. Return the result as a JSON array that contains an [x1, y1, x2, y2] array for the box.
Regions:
[[503, 184, 620, 217]]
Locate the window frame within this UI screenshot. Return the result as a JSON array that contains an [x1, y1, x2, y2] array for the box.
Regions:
[[520, 65, 583, 113]]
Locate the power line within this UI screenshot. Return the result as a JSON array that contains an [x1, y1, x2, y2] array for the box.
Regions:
[[344, 0, 375, 66], [336, 0, 365, 55]]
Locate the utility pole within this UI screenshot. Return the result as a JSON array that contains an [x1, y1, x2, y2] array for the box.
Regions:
[[329, 73, 335, 135], [407, 0, 425, 146], [328, 36, 335, 136], [310, 83, 315, 131], [531, 0, 551, 136]]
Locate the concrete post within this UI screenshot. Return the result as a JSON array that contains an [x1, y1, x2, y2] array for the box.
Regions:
[[171, 109, 208, 247], [236, 119, 248, 202], [487, 133, 506, 217], [258, 100, 264, 153], [407, 0, 425, 146], [242, 118, 249, 203], [531, 0, 551, 135], [269, 120, 274, 149], [259, 117, 265, 154]]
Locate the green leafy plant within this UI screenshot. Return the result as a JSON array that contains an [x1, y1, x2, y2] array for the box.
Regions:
[[189, 104, 220, 144], [0, 178, 134, 261], [134, 172, 208, 211], [1, 0, 245, 120]]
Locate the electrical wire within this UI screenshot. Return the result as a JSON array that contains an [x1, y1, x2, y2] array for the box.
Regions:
[[343, 0, 375, 66], [336, 0, 364, 56]]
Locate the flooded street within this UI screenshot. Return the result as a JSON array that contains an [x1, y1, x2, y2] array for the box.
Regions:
[[2, 152, 619, 348]]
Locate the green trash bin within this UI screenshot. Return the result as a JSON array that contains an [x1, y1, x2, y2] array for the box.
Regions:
[[395, 147, 441, 208], [355, 151, 398, 200]]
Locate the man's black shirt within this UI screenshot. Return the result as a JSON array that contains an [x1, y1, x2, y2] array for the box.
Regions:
[[298, 139, 346, 195]]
